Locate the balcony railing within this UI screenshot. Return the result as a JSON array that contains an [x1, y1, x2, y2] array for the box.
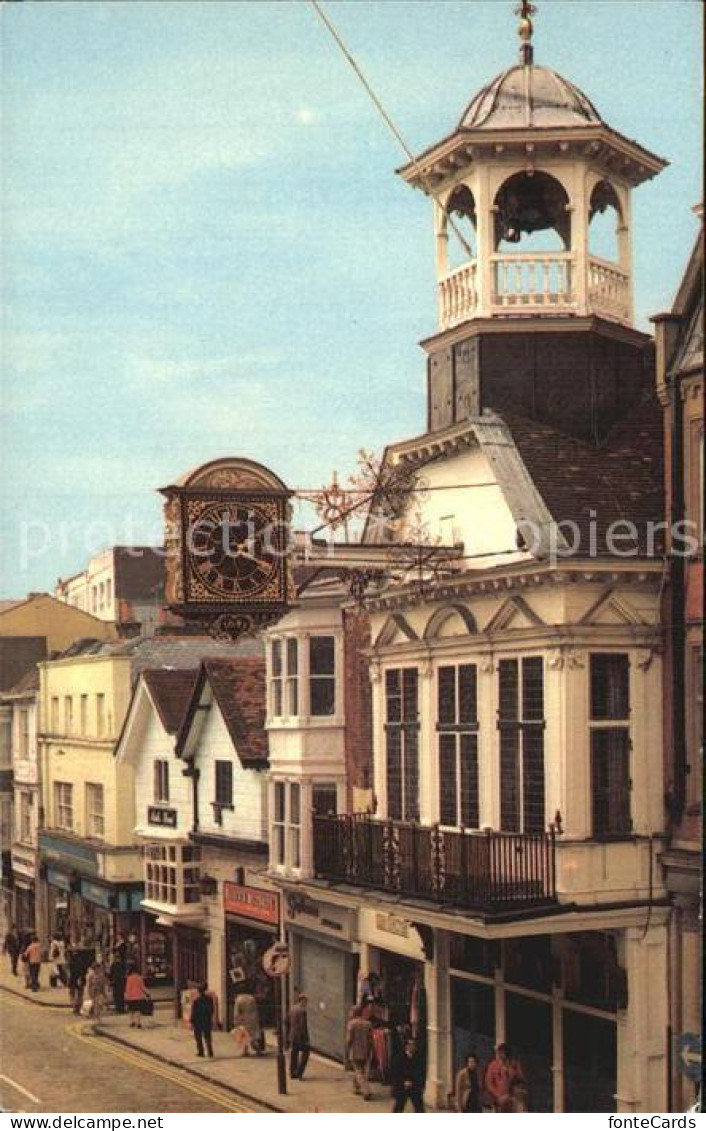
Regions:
[[588, 255, 630, 324], [313, 814, 556, 913], [491, 252, 574, 313]]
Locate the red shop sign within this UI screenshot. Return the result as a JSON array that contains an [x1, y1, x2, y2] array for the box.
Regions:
[[223, 882, 280, 926]]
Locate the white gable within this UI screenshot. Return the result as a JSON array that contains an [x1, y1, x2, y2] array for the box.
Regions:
[[192, 696, 267, 845]]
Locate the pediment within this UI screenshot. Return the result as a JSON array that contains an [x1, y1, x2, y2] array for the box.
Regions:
[[424, 603, 478, 640], [373, 613, 419, 648], [578, 589, 647, 627], [483, 595, 545, 634]]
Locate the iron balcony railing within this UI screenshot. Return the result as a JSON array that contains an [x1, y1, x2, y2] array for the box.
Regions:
[[313, 813, 557, 912]]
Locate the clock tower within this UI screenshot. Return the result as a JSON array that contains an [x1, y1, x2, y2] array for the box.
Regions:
[[397, 4, 668, 441]]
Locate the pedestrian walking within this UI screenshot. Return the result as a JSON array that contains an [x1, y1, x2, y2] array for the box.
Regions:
[[49, 934, 68, 987], [86, 961, 108, 1021], [22, 935, 42, 992], [109, 950, 127, 1013], [286, 993, 311, 1080], [191, 983, 215, 1058], [124, 964, 150, 1029], [390, 1038, 425, 1113], [455, 1053, 483, 1113], [484, 1043, 526, 1113], [3, 924, 21, 976], [345, 1005, 373, 1101], [233, 990, 263, 1056]]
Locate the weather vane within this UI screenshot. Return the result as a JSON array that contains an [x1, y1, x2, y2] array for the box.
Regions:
[[515, 0, 537, 65]]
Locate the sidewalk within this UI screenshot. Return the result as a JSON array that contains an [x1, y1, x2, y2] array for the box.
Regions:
[[0, 961, 72, 1007], [95, 1011, 402, 1114]]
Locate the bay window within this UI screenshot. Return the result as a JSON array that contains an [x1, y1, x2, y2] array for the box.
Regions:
[[271, 781, 302, 871], [385, 668, 419, 821], [309, 636, 335, 716], [590, 653, 631, 837], [498, 657, 545, 834], [438, 664, 479, 828]]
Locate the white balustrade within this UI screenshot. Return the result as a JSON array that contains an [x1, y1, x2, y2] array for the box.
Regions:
[[438, 261, 478, 329], [491, 252, 574, 312], [588, 256, 630, 324]]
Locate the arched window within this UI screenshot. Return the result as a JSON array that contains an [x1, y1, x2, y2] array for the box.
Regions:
[[494, 171, 571, 253], [589, 180, 623, 263], [445, 185, 477, 270]]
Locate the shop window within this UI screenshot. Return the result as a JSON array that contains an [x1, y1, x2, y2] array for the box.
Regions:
[[85, 782, 105, 839], [505, 993, 554, 1112], [313, 783, 338, 816], [590, 654, 631, 837], [64, 696, 74, 735], [19, 791, 33, 844], [564, 1010, 617, 1113], [451, 978, 496, 1076], [385, 668, 420, 821], [437, 664, 479, 828], [153, 759, 170, 803], [54, 781, 73, 831], [213, 760, 234, 823], [310, 636, 336, 716], [561, 932, 624, 1012], [503, 935, 553, 993], [449, 934, 497, 977], [498, 658, 545, 833], [96, 694, 106, 737]]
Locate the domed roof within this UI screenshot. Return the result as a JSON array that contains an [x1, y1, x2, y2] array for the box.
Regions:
[[459, 64, 602, 131]]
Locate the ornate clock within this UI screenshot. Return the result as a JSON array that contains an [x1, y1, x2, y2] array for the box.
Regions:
[[160, 458, 293, 639]]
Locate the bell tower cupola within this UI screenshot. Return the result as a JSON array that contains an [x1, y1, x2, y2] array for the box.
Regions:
[[399, 3, 669, 440]]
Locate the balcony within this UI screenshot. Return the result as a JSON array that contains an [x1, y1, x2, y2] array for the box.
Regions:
[[313, 814, 557, 914], [437, 253, 630, 329]]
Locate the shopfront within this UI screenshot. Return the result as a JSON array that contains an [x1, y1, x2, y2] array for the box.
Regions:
[[45, 866, 72, 940], [11, 850, 37, 933], [448, 930, 620, 1113], [284, 891, 358, 1061], [139, 911, 174, 986], [223, 881, 279, 1031]]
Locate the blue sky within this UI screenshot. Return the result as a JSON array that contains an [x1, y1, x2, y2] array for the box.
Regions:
[[1, 0, 702, 596]]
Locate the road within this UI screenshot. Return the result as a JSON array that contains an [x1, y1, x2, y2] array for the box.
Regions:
[[0, 991, 266, 1114]]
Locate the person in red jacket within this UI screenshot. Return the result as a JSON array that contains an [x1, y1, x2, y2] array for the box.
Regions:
[[124, 964, 149, 1029], [485, 1043, 527, 1112]]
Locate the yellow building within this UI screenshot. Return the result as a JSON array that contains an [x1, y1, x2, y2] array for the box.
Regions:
[[0, 592, 117, 653], [38, 645, 141, 950]]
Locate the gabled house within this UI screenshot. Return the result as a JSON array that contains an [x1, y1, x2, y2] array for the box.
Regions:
[[114, 668, 199, 986], [175, 657, 275, 1028]]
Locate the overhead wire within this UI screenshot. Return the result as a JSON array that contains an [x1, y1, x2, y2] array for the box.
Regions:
[[308, 0, 474, 259]]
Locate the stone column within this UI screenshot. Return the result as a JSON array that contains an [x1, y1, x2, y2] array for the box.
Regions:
[[424, 929, 452, 1109], [617, 920, 669, 1112]]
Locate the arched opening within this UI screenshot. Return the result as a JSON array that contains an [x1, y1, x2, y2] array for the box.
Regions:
[[588, 180, 623, 263], [445, 185, 477, 270], [493, 171, 571, 253]]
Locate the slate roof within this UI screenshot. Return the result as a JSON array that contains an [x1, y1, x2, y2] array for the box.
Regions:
[[500, 392, 664, 556], [178, 657, 267, 768], [203, 658, 267, 767], [142, 668, 200, 735]]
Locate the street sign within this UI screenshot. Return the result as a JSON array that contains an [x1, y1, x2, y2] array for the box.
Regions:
[[678, 1033, 701, 1081], [263, 941, 290, 978]]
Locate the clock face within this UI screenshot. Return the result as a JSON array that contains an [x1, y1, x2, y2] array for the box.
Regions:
[[186, 500, 282, 601]]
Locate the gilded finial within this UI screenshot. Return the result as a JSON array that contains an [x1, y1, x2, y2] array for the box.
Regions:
[[515, 0, 536, 65]]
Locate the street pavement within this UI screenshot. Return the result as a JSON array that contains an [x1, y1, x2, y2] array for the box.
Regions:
[[0, 990, 266, 1113]]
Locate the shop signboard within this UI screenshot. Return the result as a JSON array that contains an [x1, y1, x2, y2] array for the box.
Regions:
[[147, 806, 177, 828], [80, 880, 113, 909], [223, 881, 279, 926], [46, 867, 72, 892]]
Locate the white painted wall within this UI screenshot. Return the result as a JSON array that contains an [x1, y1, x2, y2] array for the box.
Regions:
[[194, 697, 267, 844]]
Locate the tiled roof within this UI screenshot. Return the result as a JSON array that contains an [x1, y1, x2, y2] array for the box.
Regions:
[[202, 657, 267, 767], [2, 663, 41, 697], [0, 600, 24, 615], [501, 391, 664, 556], [143, 668, 200, 734]]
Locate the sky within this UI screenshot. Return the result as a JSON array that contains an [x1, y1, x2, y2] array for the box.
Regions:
[[0, 0, 702, 596]]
